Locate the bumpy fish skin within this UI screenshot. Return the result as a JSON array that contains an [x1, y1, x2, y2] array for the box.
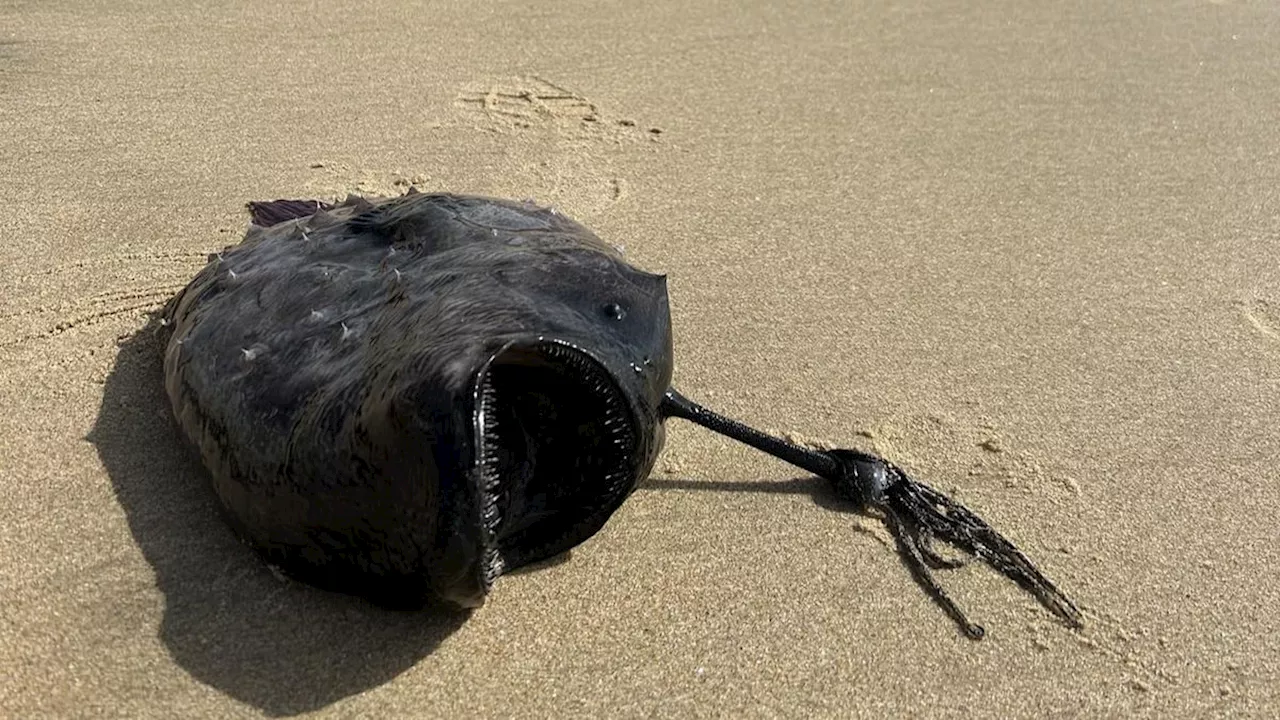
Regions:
[[162, 192, 672, 609]]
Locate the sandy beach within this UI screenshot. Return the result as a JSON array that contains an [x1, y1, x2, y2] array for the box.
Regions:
[[3, 0, 1278, 717]]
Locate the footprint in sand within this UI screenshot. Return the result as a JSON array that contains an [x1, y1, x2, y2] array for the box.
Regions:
[[452, 75, 665, 219], [298, 76, 664, 225], [455, 74, 664, 142]]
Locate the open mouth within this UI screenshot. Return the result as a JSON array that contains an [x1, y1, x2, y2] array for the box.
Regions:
[[473, 340, 639, 582]]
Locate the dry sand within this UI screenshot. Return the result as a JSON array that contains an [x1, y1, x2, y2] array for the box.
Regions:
[[2, 0, 1279, 717]]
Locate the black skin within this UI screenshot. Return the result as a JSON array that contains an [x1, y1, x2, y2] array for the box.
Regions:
[[162, 190, 1082, 638]]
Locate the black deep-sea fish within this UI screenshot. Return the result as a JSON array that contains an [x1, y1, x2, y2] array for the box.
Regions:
[[160, 190, 1083, 639]]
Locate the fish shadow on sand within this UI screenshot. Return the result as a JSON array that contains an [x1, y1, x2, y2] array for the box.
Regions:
[[88, 319, 468, 717]]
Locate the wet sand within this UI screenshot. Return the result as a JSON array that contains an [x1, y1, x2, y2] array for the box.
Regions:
[[2, 0, 1278, 717]]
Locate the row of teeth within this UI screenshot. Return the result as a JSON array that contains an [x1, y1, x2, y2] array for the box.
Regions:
[[474, 345, 636, 557], [540, 345, 637, 502], [477, 377, 506, 582]]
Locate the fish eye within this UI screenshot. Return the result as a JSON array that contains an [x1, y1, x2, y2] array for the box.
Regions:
[[603, 303, 626, 321]]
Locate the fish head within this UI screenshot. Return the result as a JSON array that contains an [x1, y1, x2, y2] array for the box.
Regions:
[[427, 244, 674, 607]]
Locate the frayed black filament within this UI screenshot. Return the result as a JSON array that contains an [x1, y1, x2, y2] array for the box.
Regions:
[[657, 390, 1083, 639], [830, 449, 1084, 639]]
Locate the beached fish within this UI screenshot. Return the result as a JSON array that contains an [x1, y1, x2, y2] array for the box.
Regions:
[[160, 190, 1082, 638]]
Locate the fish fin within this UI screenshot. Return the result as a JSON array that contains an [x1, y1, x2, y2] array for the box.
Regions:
[[346, 191, 562, 250], [246, 199, 332, 227], [336, 194, 377, 214], [346, 192, 441, 245]]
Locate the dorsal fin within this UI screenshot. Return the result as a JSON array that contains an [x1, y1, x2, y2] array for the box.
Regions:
[[346, 192, 440, 245], [246, 199, 332, 227]]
